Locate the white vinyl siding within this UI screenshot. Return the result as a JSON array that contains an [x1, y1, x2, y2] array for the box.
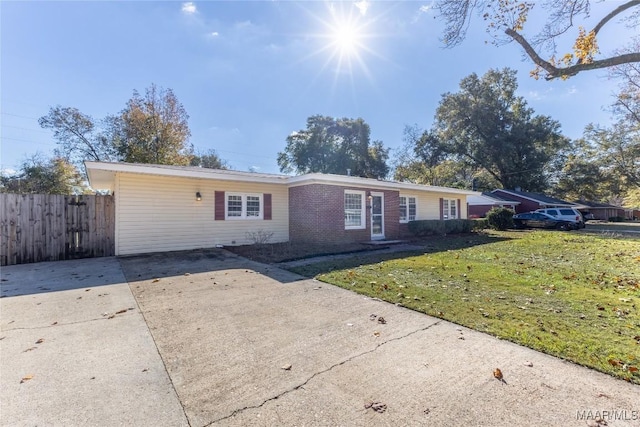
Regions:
[[344, 190, 365, 229], [226, 193, 262, 220], [397, 193, 467, 222], [115, 173, 288, 255], [399, 196, 417, 223]]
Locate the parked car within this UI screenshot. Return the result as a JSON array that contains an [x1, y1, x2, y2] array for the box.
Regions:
[[534, 208, 585, 229], [513, 212, 574, 230]]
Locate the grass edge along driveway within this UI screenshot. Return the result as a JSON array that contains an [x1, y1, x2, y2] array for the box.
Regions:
[[287, 230, 640, 384]]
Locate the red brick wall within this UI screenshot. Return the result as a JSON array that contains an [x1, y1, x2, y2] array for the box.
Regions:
[[383, 190, 400, 239], [289, 184, 400, 244]]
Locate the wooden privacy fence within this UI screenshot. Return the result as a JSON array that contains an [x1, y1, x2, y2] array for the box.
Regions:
[[0, 194, 115, 266]]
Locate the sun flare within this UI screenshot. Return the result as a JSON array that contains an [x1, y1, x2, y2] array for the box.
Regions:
[[294, 1, 389, 88], [333, 23, 359, 55]]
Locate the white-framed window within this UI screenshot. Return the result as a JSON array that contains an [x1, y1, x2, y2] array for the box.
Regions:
[[443, 198, 458, 220], [226, 193, 263, 219], [399, 196, 417, 223], [344, 190, 365, 229]]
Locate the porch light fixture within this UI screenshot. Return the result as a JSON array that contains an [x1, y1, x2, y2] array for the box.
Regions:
[[367, 192, 373, 208], [196, 192, 202, 201]]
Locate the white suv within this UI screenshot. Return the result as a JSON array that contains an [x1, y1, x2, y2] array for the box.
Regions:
[[535, 208, 585, 229]]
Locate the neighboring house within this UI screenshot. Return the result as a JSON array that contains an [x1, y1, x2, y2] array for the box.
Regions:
[[575, 201, 627, 220], [467, 192, 519, 218], [491, 189, 576, 214], [85, 162, 477, 256]]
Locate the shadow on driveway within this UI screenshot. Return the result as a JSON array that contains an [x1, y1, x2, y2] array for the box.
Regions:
[[1, 257, 130, 298]]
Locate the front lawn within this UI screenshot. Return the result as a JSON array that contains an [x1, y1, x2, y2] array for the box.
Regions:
[[288, 230, 640, 383]]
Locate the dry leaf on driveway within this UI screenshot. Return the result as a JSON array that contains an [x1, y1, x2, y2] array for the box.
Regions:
[[20, 375, 34, 384]]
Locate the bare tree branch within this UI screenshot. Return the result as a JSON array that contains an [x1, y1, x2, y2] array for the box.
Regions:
[[592, 0, 640, 35]]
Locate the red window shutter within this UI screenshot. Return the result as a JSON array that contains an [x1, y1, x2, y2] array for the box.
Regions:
[[264, 193, 272, 220], [215, 191, 225, 220], [457, 199, 461, 219], [439, 198, 444, 220]]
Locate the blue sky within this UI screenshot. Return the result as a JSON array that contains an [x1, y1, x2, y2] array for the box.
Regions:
[[1, 1, 633, 175]]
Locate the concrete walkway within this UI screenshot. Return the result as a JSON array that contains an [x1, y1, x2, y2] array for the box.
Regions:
[[2, 251, 639, 426]]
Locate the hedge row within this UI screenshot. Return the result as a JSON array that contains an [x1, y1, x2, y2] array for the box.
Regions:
[[407, 219, 484, 236]]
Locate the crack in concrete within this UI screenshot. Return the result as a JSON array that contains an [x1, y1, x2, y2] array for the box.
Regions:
[[0, 315, 124, 332], [204, 319, 443, 426]]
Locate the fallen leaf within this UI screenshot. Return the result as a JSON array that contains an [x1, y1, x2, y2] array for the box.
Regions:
[[23, 347, 37, 352], [152, 279, 160, 283], [524, 361, 533, 367], [281, 364, 292, 371], [35, 338, 44, 344], [608, 359, 621, 367], [377, 316, 387, 324], [115, 309, 127, 314], [373, 331, 381, 337], [51, 322, 58, 325], [493, 368, 504, 381], [629, 366, 638, 373], [20, 375, 34, 384]]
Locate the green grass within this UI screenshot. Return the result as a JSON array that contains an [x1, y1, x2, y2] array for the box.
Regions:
[[288, 230, 640, 383]]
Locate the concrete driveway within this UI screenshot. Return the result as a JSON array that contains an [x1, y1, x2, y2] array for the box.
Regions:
[[2, 250, 639, 426], [0, 257, 188, 426]]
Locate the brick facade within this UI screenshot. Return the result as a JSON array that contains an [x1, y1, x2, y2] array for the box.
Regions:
[[289, 184, 401, 245]]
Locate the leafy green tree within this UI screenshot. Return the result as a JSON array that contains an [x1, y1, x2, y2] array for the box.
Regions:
[[278, 115, 390, 178], [624, 188, 640, 208], [189, 149, 229, 169], [435, 0, 640, 80], [551, 139, 604, 201], [427, 68, 569, 191], [584, 123, 639, 190], [116, 84, 192, 165], [38, 106, 118, 166], [0, 154, 87, 195], [38, 85, 230, 171], [394, 125, 500, 190]]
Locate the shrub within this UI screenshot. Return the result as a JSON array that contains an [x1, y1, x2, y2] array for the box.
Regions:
[[486, 207, 515, 230], [245, 230, 274, 245], [408, 219, 474, 236], [472, 218, 489, 231]]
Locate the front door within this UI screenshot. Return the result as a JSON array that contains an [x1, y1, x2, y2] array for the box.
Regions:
[[370, 192, 384, 240]]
